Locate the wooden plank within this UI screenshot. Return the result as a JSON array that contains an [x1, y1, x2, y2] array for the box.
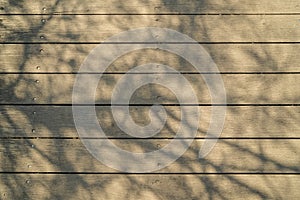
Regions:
[[1, 44, 300, 73], [1, 15, 300, 42], [1, 106, 299, 138], [0, 174, 299, 200], [1, 0, 300, 14], [0, 74, 299, 104], [0, 139, 299, 173]]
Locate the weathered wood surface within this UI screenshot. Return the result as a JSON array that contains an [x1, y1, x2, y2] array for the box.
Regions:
[[1, 0, 300, 199], [0, 106, 299, 138], [1, 0, 300, 14], [1, 44, 300, 73], [1, 15, 300, 42], [0, 74, 299, 104], [0, 139, 299, 173], [1, 174, 299, 200]]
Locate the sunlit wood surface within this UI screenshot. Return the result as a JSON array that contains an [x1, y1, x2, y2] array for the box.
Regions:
[[0, 0, 299, 199]]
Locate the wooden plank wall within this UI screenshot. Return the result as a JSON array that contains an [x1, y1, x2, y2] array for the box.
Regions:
[[0, 0, 300, 199]]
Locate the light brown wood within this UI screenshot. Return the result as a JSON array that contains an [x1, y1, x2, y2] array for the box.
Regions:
[[0, 106, 299, 138], [1, 0, 300, 14], [0, 139, 299, 173], [1, 15, 300, 42], [0, 74, 299, 104], [1, 2, 300, 200], [1, 44, 300, 73], [1, 174, 299, 199], [1, 1, 300, 199]]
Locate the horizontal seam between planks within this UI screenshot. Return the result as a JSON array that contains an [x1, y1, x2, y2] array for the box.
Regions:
[[0, 172, 299, 175], [0, 104, 300, 106], [1, 137, 300, 140], [1, 42, 300, 45], [1, 13, 300, 16], [1, 72, 300, 74]]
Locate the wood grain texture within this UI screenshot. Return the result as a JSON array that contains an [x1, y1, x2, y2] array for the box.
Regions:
[[1, 0, 300, 199], [1, 44, 300, 73], [0, 139, 299, 173], [1, 174, 299, 199], [0, 74, 299, 104], [1, 0, 300, 14], [0, 106, 299, 138], [1, 15, 300, 42]]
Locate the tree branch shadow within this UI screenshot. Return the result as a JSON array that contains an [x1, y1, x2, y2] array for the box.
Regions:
[[0, 0, 299, 199]]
